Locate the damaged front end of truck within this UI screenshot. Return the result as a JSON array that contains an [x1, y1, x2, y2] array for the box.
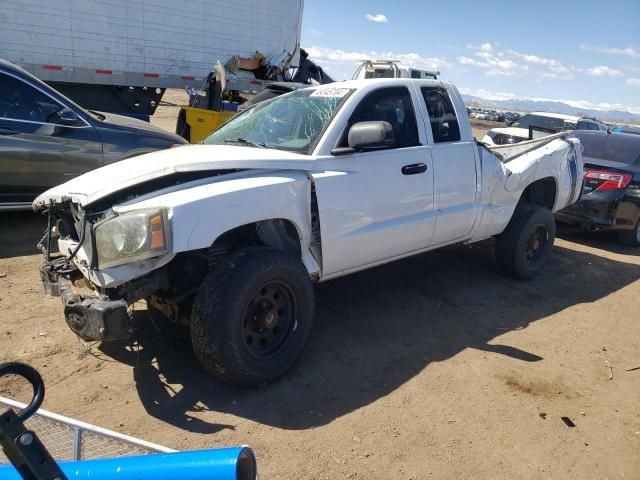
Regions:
[[33, 156, 250, 343], [37, 197, 177, 342], [32, 144, 318, 346]]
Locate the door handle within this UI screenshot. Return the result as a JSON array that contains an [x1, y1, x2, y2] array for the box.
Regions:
[[401, 163, 427, 175], [0, 127, 19, 135]]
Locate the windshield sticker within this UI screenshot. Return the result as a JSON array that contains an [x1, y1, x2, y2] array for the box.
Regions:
[[310, 88, 351, 98]]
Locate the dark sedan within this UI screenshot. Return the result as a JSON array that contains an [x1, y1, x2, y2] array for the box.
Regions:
[[0, 59, 187, 210], [556, 130, 640, 246]]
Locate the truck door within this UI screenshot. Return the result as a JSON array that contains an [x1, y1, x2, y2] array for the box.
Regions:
[[419, 86, 478, 245], [312, 86, 436, 276], [0, 70, 103, 205]]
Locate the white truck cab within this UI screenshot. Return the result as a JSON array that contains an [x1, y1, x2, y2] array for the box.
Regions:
[[34, 79, 582, 386], [352, 60, 439, 80]]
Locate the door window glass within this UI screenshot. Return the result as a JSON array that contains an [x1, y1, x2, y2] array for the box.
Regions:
[[421, 87, 461, 143], [342, 86, 419, 148], [0, 72, 64, 124]]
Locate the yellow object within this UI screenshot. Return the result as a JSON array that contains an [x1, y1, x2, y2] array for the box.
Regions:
[[181, 106, 235, 144]]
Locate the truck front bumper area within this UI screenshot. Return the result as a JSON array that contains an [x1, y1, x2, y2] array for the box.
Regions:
[[40, 265, 132, 342]]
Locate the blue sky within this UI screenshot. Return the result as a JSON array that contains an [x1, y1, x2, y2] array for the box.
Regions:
[[301, 0, 640, 113]]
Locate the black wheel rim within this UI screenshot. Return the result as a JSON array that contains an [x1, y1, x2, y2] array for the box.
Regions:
[[525, 225, 548, 266], [242, 280, 296, 360]]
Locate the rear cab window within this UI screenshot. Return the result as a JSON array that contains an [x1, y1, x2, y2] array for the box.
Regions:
[[421, 87, 461, 143]]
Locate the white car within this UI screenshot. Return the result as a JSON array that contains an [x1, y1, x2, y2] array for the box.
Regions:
[[483, 112, 580, 145], [34, 79, 583, 385]]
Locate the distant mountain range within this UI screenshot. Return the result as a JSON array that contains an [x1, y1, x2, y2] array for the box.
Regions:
[[461, 94, 640, 124]]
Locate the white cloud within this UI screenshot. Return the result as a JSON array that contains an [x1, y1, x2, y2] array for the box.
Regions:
[[580, 45, 640, 59], [463, 44, 632, 81], [505, 50, 560, 67], [458, 87, 516, 101], [585, 65, 623, 77], [365, 14, 388, 23], [457, 56, 476, 65], [627, 78, 640, 87], [460, 44, 568, 78], [469, 50, 531, 77], [543, 65, 574, 80], [305, 46, 451, 72], [467, 42, 493, 52]]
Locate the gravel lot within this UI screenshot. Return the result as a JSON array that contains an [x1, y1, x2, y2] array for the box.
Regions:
[[0, 97, 638, 479]]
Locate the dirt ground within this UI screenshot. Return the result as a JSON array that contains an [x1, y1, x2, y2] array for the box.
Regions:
[[0, 98, 639, 479]]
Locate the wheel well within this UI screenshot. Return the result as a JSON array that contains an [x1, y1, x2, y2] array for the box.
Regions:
[[211, 219, 302, 256], [148, 220, 304, 325], [520, 177, 557, 210]]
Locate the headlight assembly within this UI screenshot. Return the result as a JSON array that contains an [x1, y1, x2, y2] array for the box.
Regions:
[[94, 208, 171, 269]]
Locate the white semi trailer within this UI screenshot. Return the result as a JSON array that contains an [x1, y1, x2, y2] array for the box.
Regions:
[[0, 0, 304, 115]]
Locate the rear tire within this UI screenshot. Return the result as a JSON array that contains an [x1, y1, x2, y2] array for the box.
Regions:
[[495, 203, 556, 280], [191, 248, 315, 386], [617, 220, 640, 247]]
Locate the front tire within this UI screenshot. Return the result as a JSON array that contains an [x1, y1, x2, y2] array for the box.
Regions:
[[191, 248, 315, 386], [495, 203, 556, 280]]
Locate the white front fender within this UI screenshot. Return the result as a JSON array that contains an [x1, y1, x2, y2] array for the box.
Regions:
[[100, 170, 317, 285]]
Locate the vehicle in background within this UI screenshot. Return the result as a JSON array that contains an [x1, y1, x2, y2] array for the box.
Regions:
[[556, 130, 640, 246], [490, 112, 505, 123], [483, 112, 612, 145], [613, 125, 640, 135], [468, 109, 520, 124], [34, 79, 581, 386], [0, 60, 186, 211], [482, 112, 580, 145], [0, 0, 304, 117], [503, 112, 521, 124], [576, 117, 609, 131], [352, 60, 439, 80]]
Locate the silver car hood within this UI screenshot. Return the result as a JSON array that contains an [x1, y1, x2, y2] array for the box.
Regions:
[[33, 145, 315, 209]]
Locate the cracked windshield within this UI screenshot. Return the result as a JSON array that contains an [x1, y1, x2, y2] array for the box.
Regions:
[[204, 87, 353, 154]]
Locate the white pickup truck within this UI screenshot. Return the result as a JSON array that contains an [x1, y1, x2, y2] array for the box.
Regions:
[[34, 79, 583, 386]]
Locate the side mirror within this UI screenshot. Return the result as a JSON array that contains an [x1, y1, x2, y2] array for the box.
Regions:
[[331, 121, 395, 155], [348, 121, 395, 149], [58, 107, 83, 126]]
